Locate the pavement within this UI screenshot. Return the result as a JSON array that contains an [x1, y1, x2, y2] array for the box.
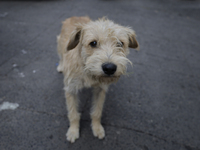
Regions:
[[0, 0, 200, 150]]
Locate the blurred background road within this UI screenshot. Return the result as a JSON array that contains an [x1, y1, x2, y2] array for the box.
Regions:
[[0, 0, 200, 150]]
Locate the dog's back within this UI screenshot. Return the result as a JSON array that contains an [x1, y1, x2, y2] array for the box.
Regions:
[[57, 16, 90, 72], [57, 16, 90, 54]]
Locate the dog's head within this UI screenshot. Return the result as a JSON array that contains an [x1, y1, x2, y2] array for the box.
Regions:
[[67, 18, 139, 83]]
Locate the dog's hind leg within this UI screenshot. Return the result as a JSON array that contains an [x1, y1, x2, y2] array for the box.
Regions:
[[90, 86, 108, 139], [65, 92, 80, 143]]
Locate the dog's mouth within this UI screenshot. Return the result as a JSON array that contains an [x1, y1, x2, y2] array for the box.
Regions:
[[91, 75, 120, 83]]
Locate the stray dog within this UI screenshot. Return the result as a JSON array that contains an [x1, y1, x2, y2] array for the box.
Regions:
[[57, 16, 139, 143]]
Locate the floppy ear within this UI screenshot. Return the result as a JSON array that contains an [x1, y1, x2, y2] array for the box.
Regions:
[[67, 26, 82, 51], [127, 29, 139, 50]]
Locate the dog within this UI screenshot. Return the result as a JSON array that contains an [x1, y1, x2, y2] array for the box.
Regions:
[[57, 16, 139, 143]]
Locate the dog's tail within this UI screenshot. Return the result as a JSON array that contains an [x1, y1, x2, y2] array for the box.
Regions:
[[57, 34, 64, 55], [57, 35, 60, 46]]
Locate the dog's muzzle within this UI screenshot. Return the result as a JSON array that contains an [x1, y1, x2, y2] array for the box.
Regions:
[[102, 63, 117, 76]]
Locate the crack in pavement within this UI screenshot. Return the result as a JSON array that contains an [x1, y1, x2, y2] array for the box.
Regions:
[[15, 107, 200, 150], [101, 123, 200, 150]]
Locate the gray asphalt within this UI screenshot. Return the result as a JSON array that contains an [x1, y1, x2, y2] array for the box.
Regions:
[[0, 0, 200, 150]]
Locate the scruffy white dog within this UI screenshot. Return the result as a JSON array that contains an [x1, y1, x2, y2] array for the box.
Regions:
[[57, 16, 139, 143]]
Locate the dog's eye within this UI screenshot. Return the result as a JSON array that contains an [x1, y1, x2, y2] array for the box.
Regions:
[[117, 42, 124, 47], [90, 41, 97, 47]]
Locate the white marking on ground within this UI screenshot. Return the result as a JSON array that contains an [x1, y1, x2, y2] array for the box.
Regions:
[[0, 12, 8, 17], [18, 72, 25, 77], [13, 63, 17, 67], [33, 70, 36, 73], [21, 49, 27, 54], [0, 102, 19, 111]]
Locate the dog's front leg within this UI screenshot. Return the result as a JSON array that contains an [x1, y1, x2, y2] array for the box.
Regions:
[[91, 86, 107, 139], [65, 92, 80, 143]]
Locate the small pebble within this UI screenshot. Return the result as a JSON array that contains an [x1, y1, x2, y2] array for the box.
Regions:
[[18, 72, 25, 78], [21, 49, 27, 54], [13, 64, 17, 67]]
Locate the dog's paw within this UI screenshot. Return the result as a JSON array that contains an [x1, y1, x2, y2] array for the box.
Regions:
[[66, 127, 79, 143], [92, 124, 105, 139]]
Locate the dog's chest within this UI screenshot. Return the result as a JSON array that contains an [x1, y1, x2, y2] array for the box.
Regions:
[[82, 75, 99, 88]]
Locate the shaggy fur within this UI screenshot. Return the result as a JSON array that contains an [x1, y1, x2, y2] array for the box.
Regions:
[[57, 16, 139, 143]]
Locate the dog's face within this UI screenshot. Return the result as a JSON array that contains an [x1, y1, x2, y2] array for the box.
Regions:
[[67, 19, 139, 83]]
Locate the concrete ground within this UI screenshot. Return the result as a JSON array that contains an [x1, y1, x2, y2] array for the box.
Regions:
[[0, 0, 200, 150]]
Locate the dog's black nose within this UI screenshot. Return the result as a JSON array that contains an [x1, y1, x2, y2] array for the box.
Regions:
[[102, 63, 117, 75]]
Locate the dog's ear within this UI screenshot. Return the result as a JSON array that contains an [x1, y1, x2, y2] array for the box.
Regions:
[[127, 28, 139, 50], [67, 26, 82, 51]]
